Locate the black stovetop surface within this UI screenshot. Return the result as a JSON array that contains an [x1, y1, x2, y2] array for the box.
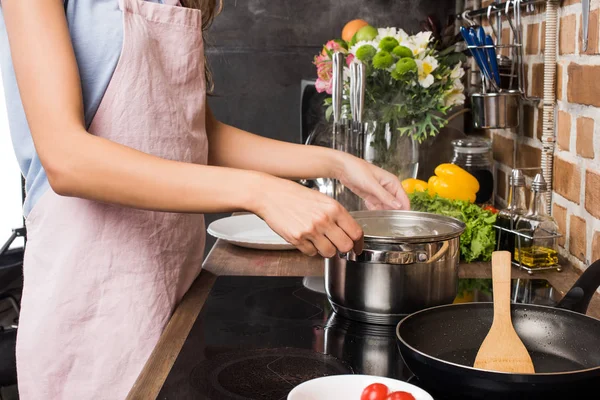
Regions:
[[157, 276, 561, 400]]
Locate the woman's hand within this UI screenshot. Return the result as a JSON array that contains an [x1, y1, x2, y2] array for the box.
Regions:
[[251, 176, 364, 258], [335, 153, 411, 211]]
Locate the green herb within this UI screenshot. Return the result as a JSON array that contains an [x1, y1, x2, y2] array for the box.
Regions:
[[408, 191, 497, 262]]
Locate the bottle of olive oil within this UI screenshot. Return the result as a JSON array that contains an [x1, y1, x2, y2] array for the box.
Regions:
[[514, 174, 559, 269], [495, 169, 527, 257]]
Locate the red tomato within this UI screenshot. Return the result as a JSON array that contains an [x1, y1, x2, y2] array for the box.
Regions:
[[360, 383, 389, 400], [386, 391, 416, 400], [482, 205, 499, 214]]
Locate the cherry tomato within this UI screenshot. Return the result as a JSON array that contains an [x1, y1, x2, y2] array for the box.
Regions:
[[386, 391, 416, 400], [482, 205, 498, 214], [360, 383, 389, 400]]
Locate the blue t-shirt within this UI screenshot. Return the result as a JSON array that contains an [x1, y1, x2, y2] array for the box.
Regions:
[[0, 0, 170, 217]]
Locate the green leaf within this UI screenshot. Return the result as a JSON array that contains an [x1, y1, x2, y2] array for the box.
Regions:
[[325, 104, 333, 121]]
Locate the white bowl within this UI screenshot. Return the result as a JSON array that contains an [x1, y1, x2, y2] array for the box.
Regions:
[[287, 374, 433, 400]]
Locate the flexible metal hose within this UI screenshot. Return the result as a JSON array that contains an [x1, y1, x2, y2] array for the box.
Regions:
[[541, 0, 559, 214]]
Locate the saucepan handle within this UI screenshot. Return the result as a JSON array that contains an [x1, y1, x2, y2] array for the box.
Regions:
[[424, 241, 449, 264], [555, 258, 600, 314]]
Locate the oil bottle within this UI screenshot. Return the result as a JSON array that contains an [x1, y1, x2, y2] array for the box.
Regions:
[[514, 173, 560, 269], [495, 169, 527, 257]]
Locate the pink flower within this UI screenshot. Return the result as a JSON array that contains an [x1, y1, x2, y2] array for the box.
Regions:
[[315, 78, 332, 94], [313, 53, 333, 94], [346, 53, 355, 66], [324, 40, 346, 53]]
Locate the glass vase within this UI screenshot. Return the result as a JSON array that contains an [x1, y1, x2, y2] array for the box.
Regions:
[[363, 119, 419, 181]]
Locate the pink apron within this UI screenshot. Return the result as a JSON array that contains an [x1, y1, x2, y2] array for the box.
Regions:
[[17, 0, 207, 398]]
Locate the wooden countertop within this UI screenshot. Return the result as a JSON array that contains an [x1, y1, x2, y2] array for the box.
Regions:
[[126, 240, 600, 400]]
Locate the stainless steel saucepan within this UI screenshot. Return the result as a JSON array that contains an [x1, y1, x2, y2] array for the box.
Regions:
[[324, 210, 466, 325]]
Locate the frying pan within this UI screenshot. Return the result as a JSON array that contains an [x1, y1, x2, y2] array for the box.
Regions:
[[396, 259, 600, 400]]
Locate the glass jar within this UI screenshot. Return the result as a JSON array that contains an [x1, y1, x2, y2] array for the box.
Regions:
[[450, 137, 494, 205]]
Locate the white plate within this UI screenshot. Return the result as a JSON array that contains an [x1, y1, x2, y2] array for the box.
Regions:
[[207, 214, 295, 250], [287, 374, 433, 400]]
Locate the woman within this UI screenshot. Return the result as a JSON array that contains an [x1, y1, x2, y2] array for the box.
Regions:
[[0, 0, 409, 398]]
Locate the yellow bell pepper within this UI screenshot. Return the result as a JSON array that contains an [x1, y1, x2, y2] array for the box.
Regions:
[[427, 164, 479, 203], [434, 163, 480, 193], [401, 178, 428, 194]]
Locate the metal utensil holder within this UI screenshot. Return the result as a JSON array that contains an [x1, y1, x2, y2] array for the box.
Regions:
[[468, 0, 533, 129], [493, 225, 563, 274]]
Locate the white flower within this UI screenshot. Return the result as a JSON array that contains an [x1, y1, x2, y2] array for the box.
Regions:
[[375, 27, 409, 44], [396, 29, 409, 43], [450, 61, 465, 80], [444, 91, 466, 107], [406, 31, 433, 58], [415, 55, 438, 88], [342, 65, 351, 83], [443, 77, 466, 107], [376, 27, 397, 40]]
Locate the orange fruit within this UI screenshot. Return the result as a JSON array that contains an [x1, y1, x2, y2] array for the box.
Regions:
[[342, 19, 369, 42]]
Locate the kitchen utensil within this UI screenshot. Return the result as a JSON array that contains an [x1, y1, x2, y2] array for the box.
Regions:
[[583, 0, 590, 51], [484, 34, 501, 86], [460, 27, 499, 92], [396, 258, 600, 400], [476, 26, 501, 87], [324, 210, 466, 325], [287, 374, 433, 400], [331, 52, 344, 200], [206, 214, 295, 250], [473, 251, 535, 373], [332, 61, 362, 211], [471, 90, 520, 129], [355, 61, 366, 159]]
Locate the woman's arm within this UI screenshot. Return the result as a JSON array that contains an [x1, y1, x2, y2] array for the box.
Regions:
[[206, 106, 344, 180], [206, 106, 410, 210], [3, 0, 363, 257]]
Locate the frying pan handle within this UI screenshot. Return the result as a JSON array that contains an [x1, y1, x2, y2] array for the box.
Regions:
[[555, 258, 600, 314]]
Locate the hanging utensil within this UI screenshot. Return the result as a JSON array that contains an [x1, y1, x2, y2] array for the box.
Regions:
[[473, 251, 535, 373], [583, 0, 590, 51], [477, 26, 501, 87], [485, 35, 501, 87], [461, 26, 499, 92]]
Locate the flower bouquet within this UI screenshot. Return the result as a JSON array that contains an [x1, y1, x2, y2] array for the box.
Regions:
[[313, 24, 466, 178]]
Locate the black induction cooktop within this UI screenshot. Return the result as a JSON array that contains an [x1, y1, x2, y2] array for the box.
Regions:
[[156, 276, 561, 400]]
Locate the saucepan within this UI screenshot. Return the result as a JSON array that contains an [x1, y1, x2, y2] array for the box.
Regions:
[[396, 258, 600, 399], [325, 210, 466, 326]]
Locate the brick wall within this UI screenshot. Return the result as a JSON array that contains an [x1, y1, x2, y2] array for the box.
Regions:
[[464, 0, 600, 270]]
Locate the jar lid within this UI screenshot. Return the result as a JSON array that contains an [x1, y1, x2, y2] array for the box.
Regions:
[[350, 210, 466, 244], [451, 137, 492, 154]]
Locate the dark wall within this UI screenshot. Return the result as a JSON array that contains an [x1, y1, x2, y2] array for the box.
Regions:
[[204, 0, 457, 256]]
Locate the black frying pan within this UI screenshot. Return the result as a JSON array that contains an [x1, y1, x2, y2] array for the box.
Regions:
[[396, 259, 600, 400]]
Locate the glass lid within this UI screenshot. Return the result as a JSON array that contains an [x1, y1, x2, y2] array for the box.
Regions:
[[350, 210, 466, 243]]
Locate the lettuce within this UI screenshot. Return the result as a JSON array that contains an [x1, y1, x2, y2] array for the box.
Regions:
[[408, 191, 497, 262]]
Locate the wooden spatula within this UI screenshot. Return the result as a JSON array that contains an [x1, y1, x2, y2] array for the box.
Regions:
[[473, 251, 535, 373]]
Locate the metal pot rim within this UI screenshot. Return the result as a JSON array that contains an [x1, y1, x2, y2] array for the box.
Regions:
[[470, 90, 521, 98], [349, 210, 466, 244]]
